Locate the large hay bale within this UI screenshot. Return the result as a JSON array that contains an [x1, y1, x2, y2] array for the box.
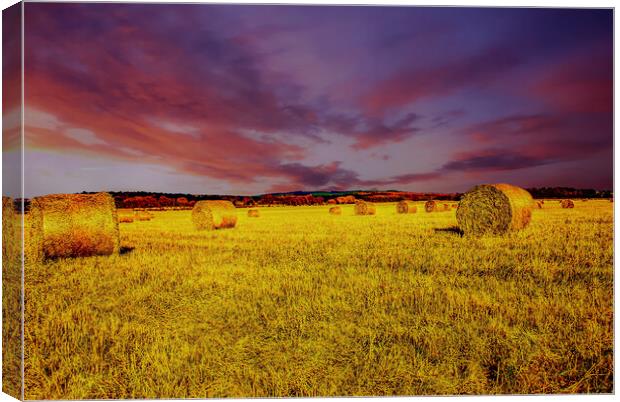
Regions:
[[425, 200, 449, 212], [354, 200, 376, 215], [192, 200, 237, 230], [396, 200, 417, 214], [2, 197, 19, 265], [456, 183, 534, 236], [329, 206, 342, 215], [560, 199, 575, 209], [29, 193, 120, 260], [247, 209, 260, 218]]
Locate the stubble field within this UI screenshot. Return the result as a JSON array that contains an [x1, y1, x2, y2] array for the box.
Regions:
[[23, 200, 613, 398]]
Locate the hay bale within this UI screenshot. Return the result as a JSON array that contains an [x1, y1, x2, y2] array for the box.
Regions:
[[425, 200, 449, 212], [456, 183, 534, 236], [327, 199, 337, 205], [396, 200, 417, 214], [192, 200, 237, 230], [535, 201, 543, 209], [329, 206, 342, 215], [247, 209, 260, 218], [29, 193, 120, 260], [560, 199, 575, 209], [134, 211, 153, 221], [354, 200, 376, 215], [2, 197, 19, 265], [118, 216, 134, 223]]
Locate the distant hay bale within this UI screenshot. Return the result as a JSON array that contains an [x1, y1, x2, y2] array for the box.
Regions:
[[560, 199, 575, 209], [354, 200, 376, 215], [247, 209, 260, 218], [451, 204, 458, 209], [134, 211, 154, 221], [425, 200, 449, 212], [456, 183, 534, 236], [118, 216, 134, 223], [2, 197, 19, 265], [327, 199, 337, 205], [396, 200, 417, 214], [329, 206, 342, 215], [535, 201, 543, 209], [192, 200, 237, 230], [29, 193, 120, 260]]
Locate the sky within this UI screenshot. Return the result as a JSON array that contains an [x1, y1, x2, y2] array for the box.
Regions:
[[12, 3, 613, 196]]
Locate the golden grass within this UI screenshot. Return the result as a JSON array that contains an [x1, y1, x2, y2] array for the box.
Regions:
[[22, 201, 613, 398], [2, 196, 22, 397]]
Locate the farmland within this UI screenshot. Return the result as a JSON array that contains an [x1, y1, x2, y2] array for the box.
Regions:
[[23, 200, 613, 398]]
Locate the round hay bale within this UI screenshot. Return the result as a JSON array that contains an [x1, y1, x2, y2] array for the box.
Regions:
[[535, 201, 543, 209], [327, 199, 337, 205], [134, 211, 154, 221], [396, 200, 417, 214], [192, 200, 237, 230], [451, 204, 458, 209], [425, 200, 449, 212], [29, 193, 120, 260], [560, 199, 575, 209], [354, 200, 376, 215], [2, 197, 19, 265], [118, 216, 134, 223], [329, 206, 342, 215], [456, 183, 534, 236], [247, 209, 260, 218]]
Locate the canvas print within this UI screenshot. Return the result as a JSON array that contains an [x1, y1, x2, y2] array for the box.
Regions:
[[1, 1, 614, 399]]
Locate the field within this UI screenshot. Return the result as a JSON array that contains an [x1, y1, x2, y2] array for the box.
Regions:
[[23, 200, 613, 398]]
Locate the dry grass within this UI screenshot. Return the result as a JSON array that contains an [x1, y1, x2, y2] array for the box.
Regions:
[[192, 200, 237, 230], [28, 193, 120, 260], [457, 184, 534, 236], [21, 201, 613, 398], [2, 196, 22, 397]]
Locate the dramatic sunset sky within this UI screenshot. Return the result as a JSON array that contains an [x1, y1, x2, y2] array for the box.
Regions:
[[19, 3, 612, 196]]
